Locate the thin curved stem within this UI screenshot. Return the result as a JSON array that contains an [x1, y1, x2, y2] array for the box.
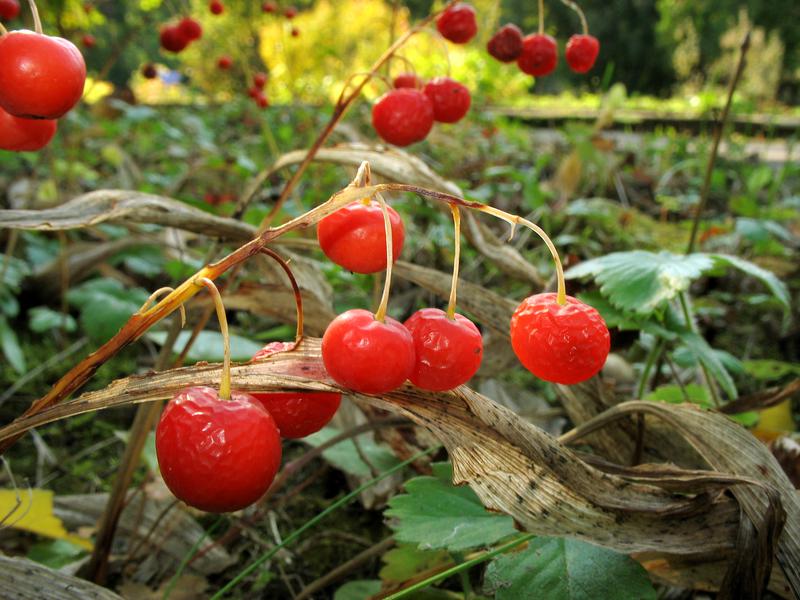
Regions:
[[374, 192, 394, 323], [26, 0, 42, 35], [196, 278, 231, 400], [557, 0, 588, 35], [260, 248, 304, 342], [0, 23, 8, 36], [538, 0, 544, 35], [139, 287, 186, 328], [446, 204, 461, 319]]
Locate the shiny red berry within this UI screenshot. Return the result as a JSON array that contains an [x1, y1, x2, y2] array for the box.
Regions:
[[141, 63, 158, 79], [517, 33, 557, 77], [209, 0, 224, 15], [253, 72, 268, 88], [487, 23, 523, 62], [217, 55, 233, 70], [565, 34, 599, 73], [255, 93, 270, 108], [423, 77, 471, 124], [155, 386, 282, 513], [250, 390, 341, 438], [0, 31, 86, 119], [436, 3, 477, 44], [322, 309, 415, 394], [160, 25, 189, 53], [0, 105, 57, 152], [262, 1, 277, 12], [317, 200, 405, 274], [0, 0, 20, 20], [404, 308, 483, 391], [510, 293, 610, 385], [178, 16, 203, 41], [371, 88, 434, 147], [393, 72, 423, 89]]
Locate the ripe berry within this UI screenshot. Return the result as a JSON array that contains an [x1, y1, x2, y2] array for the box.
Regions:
[[517, 33, 558, 77], [404, 308, 483, 391], [371, 88, 434, 147], [81, 34, 96, 48], [209, 0, 224, 15], [141, 63, 158, 79], [322, 309, 415, 394], [423, 77, 471, 124], [510, 293, 610, 385], [565, 34, 599, 73], [284, 6, 298, 18], [290, 27, 300, 37], [393, 72, 422, 89], [178, 16, 203, 41], [0, 105, 57, 152], [0, 31, 86, 119], [155, 386, 282, 512], [253, 72, 268, 88], [436, 3, 477, 44], [160, 25, 189, 53], [255, 93, 269, 108], [487, 23, 523, 62], [317, 200, 405, 274], [0, 0, 20, 20], [262, 1, 277, 13], [217, 55, 233, 70]]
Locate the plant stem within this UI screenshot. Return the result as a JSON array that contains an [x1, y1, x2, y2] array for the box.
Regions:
[[260, 248, 304, 342], [446, 205, 461, 319], [26, 0, 42, 34], [686, 30, 751, 254], [557, 0, 588, 35], [197, 278, 231, 400], [678, 292, 721, 407], [538, 0, 544, 34], [0, 23, 8, 35], [633, 337, 664, 466], [374, 193, 394, 323]]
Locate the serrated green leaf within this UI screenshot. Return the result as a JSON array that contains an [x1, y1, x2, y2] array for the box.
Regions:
[[565, 251, 714, 315], [385, 463, 517, 552], [302, 426, 401, 478], [0, 316, 26, 374], [380, 544, 451, 583], [484, 537, 657, 600], [28, 307, 77, 333], [146, 330, 262, 362], [708, 254, 790, 312]]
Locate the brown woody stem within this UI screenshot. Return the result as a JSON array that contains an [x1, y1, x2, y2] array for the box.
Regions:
[[260, 247, 304, 342]]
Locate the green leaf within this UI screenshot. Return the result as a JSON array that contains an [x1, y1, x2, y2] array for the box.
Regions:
[[380, 544, 451, 583], [645, 384, 710, 407], [0, 255, 30, 291], [28, 307, 77, 333], [484, 537, 657, 600], [385, 462, 517, 552], [0, 316, 26, 374], [565, 251, 714, 315], [302, 426, 401, 478], [27, 539, 87, 569], [146, 330, 262, 362], [675, 332, 737, 399], [66, 278, 149, 343], [333, 580, 382, 600], [743, 359, 800, 381], [708, 254, 790, 313]]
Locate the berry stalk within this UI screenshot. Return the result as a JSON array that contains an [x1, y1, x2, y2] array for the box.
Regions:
[[373, 192, 395, 323], [558, 0, 589, 35], [538, 0, 544, 35], [0, 23, 8, 36], [25, 0, 42, 35], [446, 204, 461, 320], [260, 247, 304, 343], [139, 287, 186, 328], [196, 277, 231, 400]]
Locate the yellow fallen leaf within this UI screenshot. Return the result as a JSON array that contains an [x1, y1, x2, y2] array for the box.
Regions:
[[753, 400, 796, 442], [0, 488, 93, 551]]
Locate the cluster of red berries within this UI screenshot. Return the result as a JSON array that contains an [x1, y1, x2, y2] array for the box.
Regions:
[[159, 16, 203, 54], [487, 24, 599, 76], [0, 7, 86, 152]]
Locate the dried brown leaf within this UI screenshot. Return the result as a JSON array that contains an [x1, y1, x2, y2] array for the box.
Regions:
[[0, 553, 124, 599]]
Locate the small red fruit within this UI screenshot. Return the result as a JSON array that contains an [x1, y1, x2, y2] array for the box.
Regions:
[[423, 77, 471, 124], [217, 55, 233, 70], [510, 293, 610, 385], [255, 92, 269, 108], [262, 1, 277, 13], [290, 27, 300, 37], [322, 309, 415, 394], [317, 200, 405, 274], [404, 308, 483, 391], [160, 25, 189, 53], [0, 0, 20, 20], [141, 63, 158, 79], [517, 33, 558, 77], [393, 72, 422, 89], [178, 16, 203, 41], [155, 386, 282, 513], [284, 5, 298, 18], [81, 34, 96, 48], [436, 3, 477, 44], [0, 31, 86, 119], [487, 23, 523, 62], [565, 34, 600, 73], [371, 88, 434, 147], [253, 72, 268, 88], [0, 105, 57, 152], [209, 0, 224, 15], [247, 86, 261, 99]]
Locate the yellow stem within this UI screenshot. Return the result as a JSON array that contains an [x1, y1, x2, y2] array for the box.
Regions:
[[538, 0, 544, 34], [138, 287, 186, 328], [373, 192, 394, 323], [26, 0, 42, 35], [0, 23, 8, 36], [196, 278, 231, 400], [446, 204, 461, 319]]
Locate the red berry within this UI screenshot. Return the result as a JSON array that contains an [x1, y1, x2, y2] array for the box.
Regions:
[[81, 34, 96, 48], [255, 92, 269, 108], [141, 63, 158, 79], [0, 105, 57, 152], [160, 25, 189, 53], [510, 293, 610, 385], [565, 34, 599, 73], [322, 309, 415, 394], [250, 391, 341, 438], [423, 77, 471, 124], [487, 23, 523, 62], [290, 27, 300, 37], [178, 16, 203, 41], [371, 88, 433, 147], [317, 200, 405, 274], [393, 72, 422, 89], [262, 1, 277, 13], [404, 308, 482, 391], [217, 55, 233, 70], [0, 0, 20, 20], [209, 0, 224, 15], [284, 5, 298, 18], [0, 31, 86, 119], [517, 33, 558, 77], [155, 386, 282, 513], [436, 3, 477, 44], [253, 72, 268, 88], [247, 86, 261, 99]]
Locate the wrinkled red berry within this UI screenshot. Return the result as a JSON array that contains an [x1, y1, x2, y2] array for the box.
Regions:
[[0, 105, 57, 152], [510, 293, 610, 385], [393, 72, 423, 89], [155, 386, 282, 512], [160, 25, 189, 53], [0, 0, 20, 20], [423, 77, 471, 124], [371, 88, 434, 147], [517, 33, 557, 77], [217, 55, 233, 70], [436, 3, 477, 44], [0, 31, 86, 119], [487, 23, 523, 62], [251, 391, 341, 438], [317, 199, 405, 274], [322, 309, 415, 394], [565, 34, 599, 73], [404, 308, 483, 391], [178, 16, 203, 41]]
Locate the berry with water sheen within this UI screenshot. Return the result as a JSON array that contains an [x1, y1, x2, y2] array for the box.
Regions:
[[436, 3, 477, 44], [371, 88, 434, 147], [487, 23, 523, 62], [565, 34, 599, 73], [0, 105, 57, 152], [423, 77, 471, 123], [517, 34, 557, 77], [160, 25, 189, 53]]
